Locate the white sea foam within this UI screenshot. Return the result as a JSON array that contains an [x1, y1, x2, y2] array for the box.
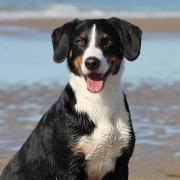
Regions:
[[1, 4, 180, 19]]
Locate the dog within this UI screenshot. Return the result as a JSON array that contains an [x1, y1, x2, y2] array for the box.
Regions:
[[0, 17, 142, 180]]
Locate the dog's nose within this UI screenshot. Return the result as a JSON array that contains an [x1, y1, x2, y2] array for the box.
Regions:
[[85, 57, 100, 71]]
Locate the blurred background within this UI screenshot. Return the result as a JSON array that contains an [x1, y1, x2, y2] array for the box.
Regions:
[[0, 0, 180, 179]]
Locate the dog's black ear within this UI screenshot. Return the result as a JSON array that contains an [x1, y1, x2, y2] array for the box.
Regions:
[[51, 19, 79, 63], [108, 17, 142, 61]]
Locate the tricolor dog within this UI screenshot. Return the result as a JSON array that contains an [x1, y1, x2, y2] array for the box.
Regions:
[[0, 18, 142, 180]]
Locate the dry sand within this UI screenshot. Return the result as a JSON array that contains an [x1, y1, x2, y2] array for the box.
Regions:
[[0, 17, 180, 32]]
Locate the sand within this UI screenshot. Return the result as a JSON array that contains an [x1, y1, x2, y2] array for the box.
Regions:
[[0, 17, 180, 32], [0, 83, 180, 179]]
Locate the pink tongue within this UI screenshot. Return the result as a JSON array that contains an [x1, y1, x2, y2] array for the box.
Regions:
[[86, 77, 104, 93]]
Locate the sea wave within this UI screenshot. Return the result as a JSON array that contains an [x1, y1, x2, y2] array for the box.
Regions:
[[1, 4, 180, 19]]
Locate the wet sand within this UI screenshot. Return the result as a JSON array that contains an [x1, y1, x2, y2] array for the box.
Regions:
[[0, 17, 180, 33], [0, 82, 180, 179]]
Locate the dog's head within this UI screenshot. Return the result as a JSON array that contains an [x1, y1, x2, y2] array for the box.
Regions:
[[52, 18, 142, 93]]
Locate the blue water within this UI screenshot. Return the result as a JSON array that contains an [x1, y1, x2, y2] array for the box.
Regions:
[[0, 0, 180, 19], [0, 33, 68, 86], [1, 0, 180, 11], [0, 31, 180, 86]]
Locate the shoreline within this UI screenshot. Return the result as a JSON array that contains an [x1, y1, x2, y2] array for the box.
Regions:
[[0, 17, 180, 32]]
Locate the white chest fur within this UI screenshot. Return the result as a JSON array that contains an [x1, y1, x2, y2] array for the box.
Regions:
[[75, 96, 130, 179], [70, 73, 131, 180]]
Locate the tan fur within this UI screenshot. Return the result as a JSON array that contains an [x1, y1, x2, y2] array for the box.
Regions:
[[72, 144, 85, 158], [87, 173, 102, 180], [74, 56, 83, 69], [101, 33, 109, 38], [79, 32, 86, 39]]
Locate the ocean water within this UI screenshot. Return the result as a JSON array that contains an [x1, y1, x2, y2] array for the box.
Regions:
[[0, 31, 180, 87], [0, 0, 180, 19]]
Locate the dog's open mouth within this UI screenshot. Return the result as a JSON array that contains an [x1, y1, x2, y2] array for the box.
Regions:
[[85, 73, 104, 93], [84, 67, 112, 93]]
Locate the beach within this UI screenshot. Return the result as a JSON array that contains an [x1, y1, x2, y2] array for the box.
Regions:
[[0, 14, 180, 179], [0, 17, 180, 33]]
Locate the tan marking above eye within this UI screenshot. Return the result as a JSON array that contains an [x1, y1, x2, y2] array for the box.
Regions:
[[101, 33, 109, 38], [100, 34, 113, 47], [79, 32, 86, 39]]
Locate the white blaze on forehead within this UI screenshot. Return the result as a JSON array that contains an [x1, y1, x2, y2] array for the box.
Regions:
[[89, 24, 96, 48], [82, 24, 108, 74], [83, 24, 102, 60]]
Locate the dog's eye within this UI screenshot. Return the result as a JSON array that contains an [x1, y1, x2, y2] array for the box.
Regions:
[[101, 37, 113, 47], [74, 38, 86, 47]]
